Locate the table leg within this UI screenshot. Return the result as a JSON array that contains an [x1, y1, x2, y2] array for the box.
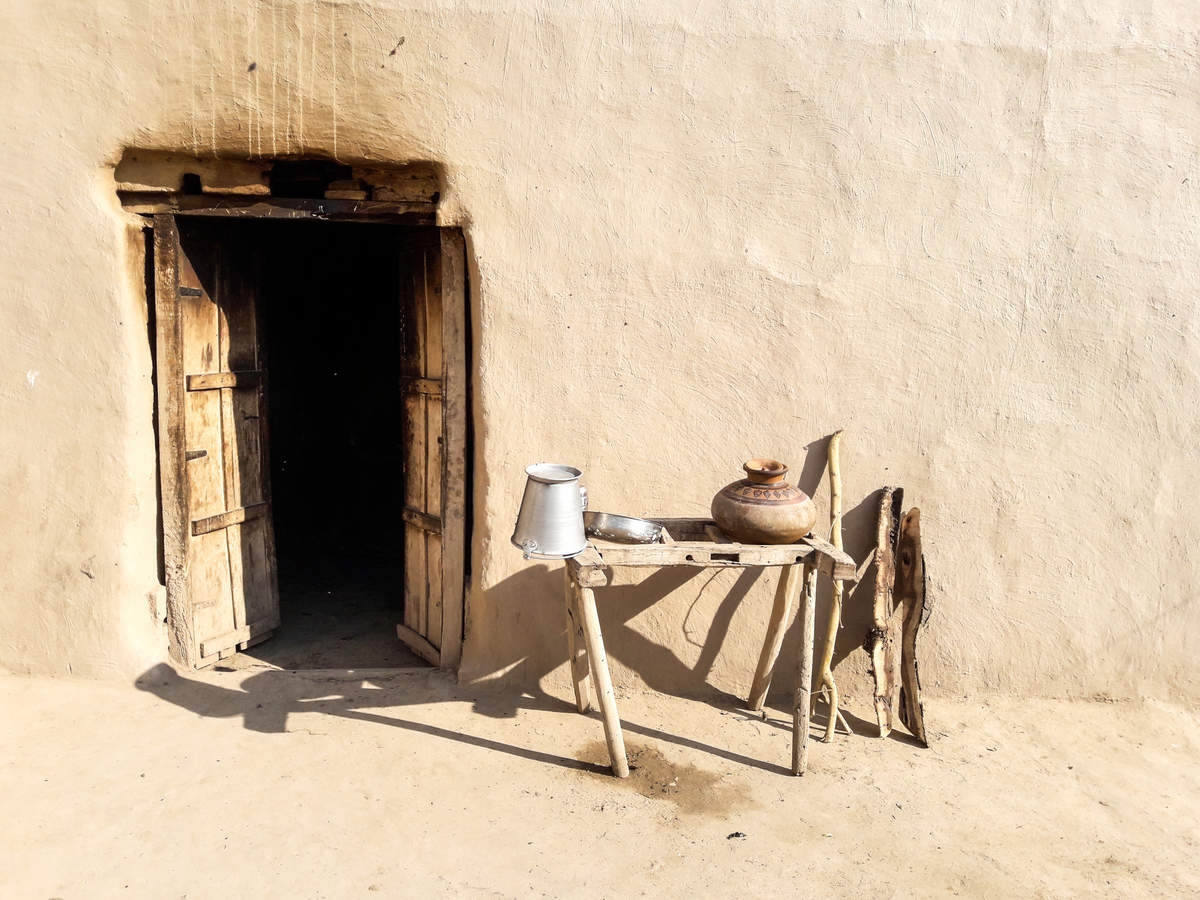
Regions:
[[792, 562, 818, 775], [574, 581, 630, 778], [747, 563, 802, 711], [563, 567, 592, 713]]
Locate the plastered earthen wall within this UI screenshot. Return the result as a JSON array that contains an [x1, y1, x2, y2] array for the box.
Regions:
[[1, 2, 1196, 702]]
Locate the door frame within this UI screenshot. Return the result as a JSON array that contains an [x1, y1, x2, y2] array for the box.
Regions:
[[132, 193, 469, 670]]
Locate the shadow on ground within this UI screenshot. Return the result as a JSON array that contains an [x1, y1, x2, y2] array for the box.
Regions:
[[135, 662, 797, 777], [138, 434, 923, 778]]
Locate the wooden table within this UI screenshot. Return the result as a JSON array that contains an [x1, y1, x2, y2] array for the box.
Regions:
[[563, 518, 856, 777]]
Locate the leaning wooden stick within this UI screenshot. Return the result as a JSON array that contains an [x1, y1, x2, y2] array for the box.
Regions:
[[869, 487, 904, 737], [791, 562, 819, 775], [747, 563, 802, 712], [574, 580, 630, 778], [562, 567, 592, 714], [813, 430, 851, 741], [895, 509, 929, 745]]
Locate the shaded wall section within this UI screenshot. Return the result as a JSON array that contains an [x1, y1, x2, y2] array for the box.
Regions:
[[0, 2, 1196, 701]]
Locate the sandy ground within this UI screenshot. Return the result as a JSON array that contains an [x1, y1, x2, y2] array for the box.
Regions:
[[1, 667, 1196, 899]]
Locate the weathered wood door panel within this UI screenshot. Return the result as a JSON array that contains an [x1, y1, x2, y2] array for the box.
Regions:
[[154, 215, 281, 668], [396, 230, 466, 668]]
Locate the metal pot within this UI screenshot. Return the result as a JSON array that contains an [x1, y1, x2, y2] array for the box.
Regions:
[[511, 463, 588, 559]]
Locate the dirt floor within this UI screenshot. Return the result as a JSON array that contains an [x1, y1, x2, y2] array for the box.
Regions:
[[240, 563, 427, 671], [1, 667, 1196, 898]]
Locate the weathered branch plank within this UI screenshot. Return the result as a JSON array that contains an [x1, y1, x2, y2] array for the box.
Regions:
[[869, 487, 904, 737], [896, 509, 929, 746]]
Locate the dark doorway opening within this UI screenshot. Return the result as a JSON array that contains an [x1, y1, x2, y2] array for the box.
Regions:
[[245, 220, 428, 669]]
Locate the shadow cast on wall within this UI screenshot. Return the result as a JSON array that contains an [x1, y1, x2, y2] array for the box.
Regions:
[[468, 561, 762, 709], [472, 432, 897, 711]]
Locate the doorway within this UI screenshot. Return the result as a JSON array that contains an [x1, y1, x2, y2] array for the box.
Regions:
[[144, 209, 467, 671], [250, 220, 417, 669]]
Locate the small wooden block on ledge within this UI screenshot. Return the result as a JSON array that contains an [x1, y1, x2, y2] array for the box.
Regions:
[[566, 545, 609, 587]]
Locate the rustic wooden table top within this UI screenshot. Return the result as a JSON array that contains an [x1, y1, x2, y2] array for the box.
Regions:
[[567, 517, 856, 580]]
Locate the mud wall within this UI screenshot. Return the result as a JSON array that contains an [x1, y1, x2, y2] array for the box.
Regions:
[[0, 2, 1196, 702]]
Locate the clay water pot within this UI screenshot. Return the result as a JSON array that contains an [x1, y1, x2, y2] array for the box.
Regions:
[[711, 459, 816, 544]]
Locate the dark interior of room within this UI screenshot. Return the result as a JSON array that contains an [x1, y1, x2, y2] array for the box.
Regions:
[[244, 220, 426, 669]]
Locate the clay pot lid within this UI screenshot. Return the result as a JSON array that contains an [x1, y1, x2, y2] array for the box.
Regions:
[[743, 458, 788, 484]]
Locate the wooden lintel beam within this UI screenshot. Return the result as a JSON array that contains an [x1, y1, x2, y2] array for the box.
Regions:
[[191, 502, 268, 536], [124, 192, 436, 224]]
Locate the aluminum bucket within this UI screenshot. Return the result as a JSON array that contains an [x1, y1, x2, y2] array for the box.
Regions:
[[511, 463, 588, 559]]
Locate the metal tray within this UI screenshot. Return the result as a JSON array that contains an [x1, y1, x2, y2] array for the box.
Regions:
[[583, 511, 664, 544]]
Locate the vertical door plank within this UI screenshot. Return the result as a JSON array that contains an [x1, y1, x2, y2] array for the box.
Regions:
[[403, 246, 430, 638], [152, 216, 194, 665], [437, 229, 468, 668], [220, 230, 279, 649], [216, 250, 248, 639], [217, 235, 267, 642], [423, 247, 444, 383], [177, 223, 235, 664], [403, 390, 428, 634], [180, 238, 225, 520], [412, 257, 430, 383], [425, 395, 444, 649], [232, 240, 279, 641], [422, 247, 444, 647]]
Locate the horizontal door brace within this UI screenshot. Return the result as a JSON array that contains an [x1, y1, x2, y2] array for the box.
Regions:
[[186, 371, 262, 391], [199, 613, 282, 658], [402, 507, 442, 534], [401, 376, 443, 397], [192, 502, 268, 536], [395, 623, 441, 667]]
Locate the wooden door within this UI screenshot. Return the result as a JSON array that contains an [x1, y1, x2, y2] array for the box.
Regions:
[[153, 215, 281, 668], [395, 230, 467, 668]]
